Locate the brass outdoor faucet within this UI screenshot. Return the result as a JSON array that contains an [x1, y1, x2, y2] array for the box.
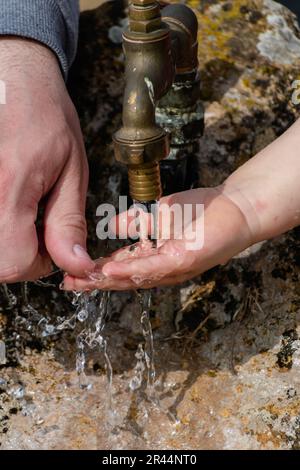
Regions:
[[113, 1, 203, 203]]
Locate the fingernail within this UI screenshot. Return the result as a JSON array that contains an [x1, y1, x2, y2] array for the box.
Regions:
[[102, 263, 114, 277], [87, 270, 107, 282], [73, 244, 94, 263]]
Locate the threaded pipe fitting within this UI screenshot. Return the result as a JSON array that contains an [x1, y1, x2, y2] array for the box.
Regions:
[[129, 3, 161, 32], [128, 162, 162, 202]]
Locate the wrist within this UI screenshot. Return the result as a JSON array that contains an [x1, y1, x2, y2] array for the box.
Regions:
[[0, 0, 73, 78], [219, 179, 262, 246], [222, 118, 300, 244], [0, 37, 61, 78]]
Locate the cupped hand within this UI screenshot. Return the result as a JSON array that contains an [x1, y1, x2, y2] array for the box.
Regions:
[[64, 112, 300, 291], [0, 38, 95, 282], [63, 186, 256, 291]]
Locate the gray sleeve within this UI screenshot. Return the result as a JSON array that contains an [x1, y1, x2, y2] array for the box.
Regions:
[[0, 0, 80, 79]]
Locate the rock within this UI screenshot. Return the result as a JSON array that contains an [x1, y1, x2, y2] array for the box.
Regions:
[[258, 1, 300, 65]]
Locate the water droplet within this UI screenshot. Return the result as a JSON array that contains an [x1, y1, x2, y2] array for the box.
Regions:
[[77, 309, 89, 322], [0, 340, 6, 365], [41, 324, 56, 337], [9, 385, 25, 400], [0, 378, 7, 390]]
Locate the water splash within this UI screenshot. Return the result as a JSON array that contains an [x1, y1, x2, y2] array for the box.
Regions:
[[76, 331, 90, 390], [1, 283, 117, 425], [72, 291, 115, 416], [129, 291, 156, 396], [130, 290, 179, 427], [0, 207, 178, 435], [128, 203, 160, 401], [132, 199, 160, 245], [130, 343, 146, 392], [1, 284, 112, 396], [2, 284, 17, 309], [139, 290, 156, 389], [0, 340, 6, 365]]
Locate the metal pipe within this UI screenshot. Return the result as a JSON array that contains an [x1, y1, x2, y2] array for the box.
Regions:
[[113, 1, 202, 202]]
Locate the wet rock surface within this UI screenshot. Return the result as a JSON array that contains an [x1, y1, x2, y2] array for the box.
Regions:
[[1, 0, 300, 449]]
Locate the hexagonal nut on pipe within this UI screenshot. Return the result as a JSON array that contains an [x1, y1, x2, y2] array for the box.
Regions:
[[132, 0, 157, 5], [113, 133, 170, 166], [129, 18, 162, 33]]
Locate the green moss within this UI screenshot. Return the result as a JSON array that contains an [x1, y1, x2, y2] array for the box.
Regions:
[[242, 77, 251, 88], [172, 1, 268, 68], [245, 97, 257, 107], [197, 14, 233, 63]]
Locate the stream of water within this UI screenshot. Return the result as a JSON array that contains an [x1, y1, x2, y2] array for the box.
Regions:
[[130, 201, 159, 396], [0, 200, 169, 436], [74, 291, 112, 393], [74, 200, 162, 429]]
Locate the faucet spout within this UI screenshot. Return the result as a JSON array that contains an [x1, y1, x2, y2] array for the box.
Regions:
[[113, 1, 200, 203]]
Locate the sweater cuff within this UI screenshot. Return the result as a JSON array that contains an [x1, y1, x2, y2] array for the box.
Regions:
[[0, 0, 70, 78]]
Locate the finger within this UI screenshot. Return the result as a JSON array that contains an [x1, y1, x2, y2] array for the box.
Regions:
[[0, 162, 53, 282], [63, 267, 195, 291], [116, 194, 195, 241], [63, 273, 134, 291], [44, 145, 95, 277], [101, 240, 191, 280], [111, 192, 181, 240], [62, 240, 189, 291], [0, 211, 52, 283]]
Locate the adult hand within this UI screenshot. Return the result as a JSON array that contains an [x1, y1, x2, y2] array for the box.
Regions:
[[0, 38, 95, 283]]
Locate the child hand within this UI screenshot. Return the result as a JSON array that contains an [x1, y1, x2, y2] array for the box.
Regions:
[[63, 186, 255, 291], [64, 117, 300, 291]]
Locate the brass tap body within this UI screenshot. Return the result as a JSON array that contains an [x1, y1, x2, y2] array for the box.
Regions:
[[113, 1, 199, 202]]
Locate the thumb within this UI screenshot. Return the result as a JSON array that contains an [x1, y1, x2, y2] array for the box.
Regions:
[[44, 151, 95, 277]]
